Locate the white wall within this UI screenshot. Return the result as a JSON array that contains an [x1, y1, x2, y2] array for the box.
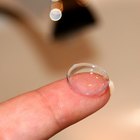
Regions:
[[0, 0, 140, 140]]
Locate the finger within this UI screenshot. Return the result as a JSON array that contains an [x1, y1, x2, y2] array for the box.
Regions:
[[0, 74, 110, 140]]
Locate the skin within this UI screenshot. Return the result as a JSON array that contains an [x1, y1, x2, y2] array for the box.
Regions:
[[0, 74, 110, 140]]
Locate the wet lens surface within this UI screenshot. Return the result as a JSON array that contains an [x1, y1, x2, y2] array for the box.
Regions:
[[67, 63, 109, 96]]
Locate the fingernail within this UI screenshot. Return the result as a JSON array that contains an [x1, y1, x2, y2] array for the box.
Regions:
[[109, 80, 115, 94]]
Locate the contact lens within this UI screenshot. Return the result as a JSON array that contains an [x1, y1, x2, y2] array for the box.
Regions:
[[67, 63, 109, 96]]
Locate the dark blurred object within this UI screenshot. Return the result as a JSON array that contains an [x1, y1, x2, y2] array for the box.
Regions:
[[53, 0, 97, 39]]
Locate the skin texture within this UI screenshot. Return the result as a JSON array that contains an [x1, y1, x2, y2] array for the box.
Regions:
[[0, 74, 110, 140]]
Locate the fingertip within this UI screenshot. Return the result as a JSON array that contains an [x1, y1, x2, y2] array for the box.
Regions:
[[0, 73, 111, 140]]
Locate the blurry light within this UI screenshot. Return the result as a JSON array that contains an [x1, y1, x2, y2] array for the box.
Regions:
[[50, 0, 63, 21], [51, 0, 63, 11], [49, 8, 62, 21]]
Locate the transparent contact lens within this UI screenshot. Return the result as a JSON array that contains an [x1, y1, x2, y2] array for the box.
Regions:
[[67, 63, 109, 96]]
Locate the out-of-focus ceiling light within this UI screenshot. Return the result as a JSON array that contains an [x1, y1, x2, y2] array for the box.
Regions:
[[49, 0, 63, 21], [49, 8, 62, 21]]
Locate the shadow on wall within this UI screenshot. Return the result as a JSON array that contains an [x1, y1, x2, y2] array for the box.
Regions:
[[0, 1, 100, 74]]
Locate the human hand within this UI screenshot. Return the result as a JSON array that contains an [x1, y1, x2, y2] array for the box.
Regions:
[[0, 74, 110, 140]]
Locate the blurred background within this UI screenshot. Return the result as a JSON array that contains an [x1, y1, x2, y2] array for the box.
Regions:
[[0, 0, 140, 139]]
